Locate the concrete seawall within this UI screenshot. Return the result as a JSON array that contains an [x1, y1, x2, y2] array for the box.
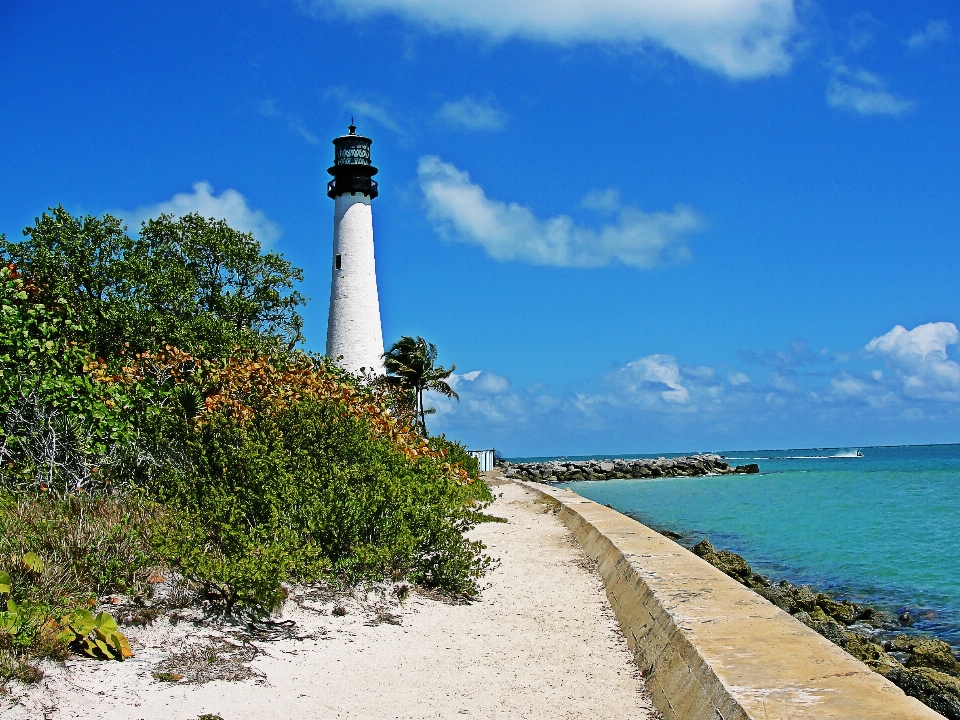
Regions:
[[512, 478, 941, 719]]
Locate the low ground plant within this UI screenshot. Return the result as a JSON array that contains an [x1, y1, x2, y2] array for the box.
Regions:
[[0, 491, 158, 610]]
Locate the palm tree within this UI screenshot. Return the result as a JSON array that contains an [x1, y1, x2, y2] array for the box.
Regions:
[[382, 336, 458, 435]]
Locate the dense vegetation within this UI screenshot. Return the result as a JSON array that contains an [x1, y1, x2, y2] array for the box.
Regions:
[[0, 208, 489, 684]]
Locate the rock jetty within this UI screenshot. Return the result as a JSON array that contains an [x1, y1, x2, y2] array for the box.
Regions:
[[501, 455, 759, 483]]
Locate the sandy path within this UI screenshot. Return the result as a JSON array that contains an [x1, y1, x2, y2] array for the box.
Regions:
[[3, 481, 656, 720]]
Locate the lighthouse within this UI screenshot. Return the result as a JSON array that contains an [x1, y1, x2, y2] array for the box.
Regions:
[[325, 123, 385, 376]]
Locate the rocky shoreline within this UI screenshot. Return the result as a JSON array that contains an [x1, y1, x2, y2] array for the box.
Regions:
[[686, 537, 960, 719], [501, 455, 759, 483]]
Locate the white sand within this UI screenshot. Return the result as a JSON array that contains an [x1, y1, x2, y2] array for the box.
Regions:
[[3, 481, 656, 720]]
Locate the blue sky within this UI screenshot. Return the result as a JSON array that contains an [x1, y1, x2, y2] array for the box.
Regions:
[[2, 1, 959, 455]]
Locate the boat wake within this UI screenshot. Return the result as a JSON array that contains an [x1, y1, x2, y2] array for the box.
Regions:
[[725, 450, 864, 461]]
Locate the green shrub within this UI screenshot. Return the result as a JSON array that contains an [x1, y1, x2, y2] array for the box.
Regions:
[[150, 392, 492, 612], [427, 434, 490, 502], [3, 208, 306, 360]]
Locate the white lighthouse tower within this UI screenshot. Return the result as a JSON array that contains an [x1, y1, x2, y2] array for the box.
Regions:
[[325, 123, 385, 376]]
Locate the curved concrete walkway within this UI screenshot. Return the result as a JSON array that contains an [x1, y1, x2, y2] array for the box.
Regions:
[[3, 481, 656, 720]]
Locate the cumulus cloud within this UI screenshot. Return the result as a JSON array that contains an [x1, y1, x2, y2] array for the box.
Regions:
[[307, 0, 797, 79], [418, 156, 703, 269], [609, 355, 691, 404], [907, 20, 951, 50], [431, 370, 531, 425], [826, 63, 914, 117], [258, 99, 318, 144], [865, 322, 960, 401], [437, 95, 508, 131], [122, 182, 282, 246]]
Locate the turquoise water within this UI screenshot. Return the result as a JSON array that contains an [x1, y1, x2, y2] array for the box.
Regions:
[[550, 444, 960, 644]]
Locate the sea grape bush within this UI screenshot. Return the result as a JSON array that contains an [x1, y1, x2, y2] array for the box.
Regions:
[[0, 555, 131, 683], [0, 264, 143, 495], [57, 608, 132, 661], [116, 348, 492, 610]]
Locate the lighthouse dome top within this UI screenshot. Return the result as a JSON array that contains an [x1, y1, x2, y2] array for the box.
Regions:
[[327, 121, 379, 199]]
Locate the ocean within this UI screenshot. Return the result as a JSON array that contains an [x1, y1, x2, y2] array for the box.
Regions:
[[517, 444, 960, 645]]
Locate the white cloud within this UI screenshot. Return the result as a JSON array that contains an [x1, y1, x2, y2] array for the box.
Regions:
[[831, 375, 866, 397], [451, 370, 512, 395], [729, 371, 750, 386], [430, 370, 528, 425], [418, 156, 703, 269], [826, 63, 914, 117], [122, 182, 282, 246], [309, 0, 798, 79], [259, 99, 319, 144], [581, 188, 621, 213], [907, 20, 951, 50], [865, 322, 960, 401], [609, 355, 691, 404], [437, 96, 508, 131], [326, 87, 404, 134]]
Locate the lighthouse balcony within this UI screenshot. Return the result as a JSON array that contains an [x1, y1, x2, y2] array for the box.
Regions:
[[327, 177, 379, 199]]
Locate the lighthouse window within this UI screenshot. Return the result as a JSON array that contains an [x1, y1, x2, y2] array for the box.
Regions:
[[335, 254, 342, 270]]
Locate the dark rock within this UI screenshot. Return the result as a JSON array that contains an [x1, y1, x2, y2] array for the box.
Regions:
[[714, 550, 752, 581], [757, 586, 796, 613], [899, 611, 914, 626], [861, 609, 897, 628], [928, 692, 960, 720], [657, 529, 683, 540], [691, 540, 753, 582], [811, 618, 852, 645], [908, 638, 960, 675], [841, 634, 901, 676], [793, 585, 818, 611], [503, 454, 758, 483], [820, 599, 858, 625], [888, 634, 918, 652], [692, 539, 716, 557], [745, 573, 771, 589], [888, 667, 960, 720], [808, 606, 830, 623]]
